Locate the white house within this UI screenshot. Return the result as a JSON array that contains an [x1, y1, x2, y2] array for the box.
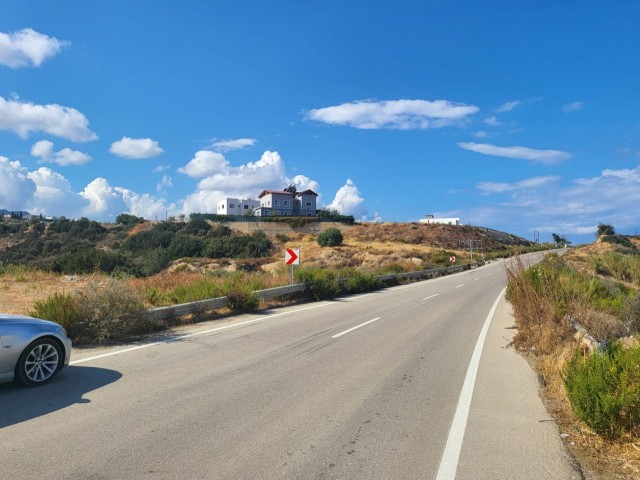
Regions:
[[419, 214, 460, 225], [216, 198, 260, 216]]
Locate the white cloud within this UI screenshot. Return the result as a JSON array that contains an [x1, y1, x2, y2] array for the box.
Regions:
[[563, 101, 583, 113], [472, 130, 489, 139], [463, 164, 640, 239], [179, 150, 323, 215], [0, 28, 68, 68], [0, 95, 97, 141], [79, 178, 176, 220], [325, 178, 367, 218], [458, 142, 572, 164], [307, 99, 478, 130], [476, 176, 561, 194], [31, 140, 91, 166], [0, 156, 37, 209], [153, 164, 171, 173], [210, 138, 257, 152], [495, 101, 521, 113], [109, 136, 164, 159], [156, 174, 173, 193], [483, 116, 502, 126], [177, 150, 229, 178]]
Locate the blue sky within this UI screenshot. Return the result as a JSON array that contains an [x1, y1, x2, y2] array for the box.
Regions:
[[1, 1, 639, 243]]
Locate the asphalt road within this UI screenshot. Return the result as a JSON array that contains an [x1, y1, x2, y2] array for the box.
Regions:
[[0, 254, 581, 479]]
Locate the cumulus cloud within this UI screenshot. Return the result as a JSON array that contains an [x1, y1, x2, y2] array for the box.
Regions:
[[0, 95, 97, 141], [307, 99, 478, 130], [0, 28, 68, 68], [0, 156, 176, 220], [458, 142, 572, 164], [325, 178, 367, 218], [0, 156, 37, 209], [563, 101, 583, 113], [79, 178, 175, 220], [31, 140, 91, 166], [109, 136, 164, 159], [179, 150, 323, 215], [210, 138, 257, 152], [178, 150, 229, 178]]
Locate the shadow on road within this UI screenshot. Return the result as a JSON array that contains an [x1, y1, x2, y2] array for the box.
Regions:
[[0, 365, 121, 429]]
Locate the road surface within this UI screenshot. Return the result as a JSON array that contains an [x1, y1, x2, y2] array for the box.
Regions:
[[1, 254, 581, 479]]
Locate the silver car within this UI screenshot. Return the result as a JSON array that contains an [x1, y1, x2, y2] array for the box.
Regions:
[[0, 314, 72, 387]]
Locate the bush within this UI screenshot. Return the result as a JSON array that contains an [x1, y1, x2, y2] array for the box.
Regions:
[[564, 342, 640, 440], [221, 274, 260, 311], [600, 235, 636, 250], [317, 228, 343, 247], [296, 267, 341, 300], [342, 269, 383, 294], [30, 292, 83, 339]]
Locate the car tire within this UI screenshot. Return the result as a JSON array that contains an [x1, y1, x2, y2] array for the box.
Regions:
[[15, 338, 63, 387]]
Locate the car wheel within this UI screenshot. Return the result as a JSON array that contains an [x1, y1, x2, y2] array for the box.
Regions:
[[15, 338, 63, 387]]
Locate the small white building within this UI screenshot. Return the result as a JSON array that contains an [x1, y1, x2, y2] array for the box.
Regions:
[[419, 214, 460, 226], [216, 198, 260, 216]]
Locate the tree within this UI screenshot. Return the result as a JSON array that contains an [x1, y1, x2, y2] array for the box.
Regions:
[[597, 223, 615, 237], [552, 233, 569, 245], [284, 184, 297, 194]]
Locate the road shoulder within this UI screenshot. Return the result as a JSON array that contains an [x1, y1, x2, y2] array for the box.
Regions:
[[455, 295, 584, 479]]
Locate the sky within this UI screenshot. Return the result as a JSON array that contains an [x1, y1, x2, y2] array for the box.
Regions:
[[1, 1, 639, 243]]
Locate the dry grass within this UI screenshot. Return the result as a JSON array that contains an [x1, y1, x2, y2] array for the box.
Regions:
[[506, 254, 640, 479]]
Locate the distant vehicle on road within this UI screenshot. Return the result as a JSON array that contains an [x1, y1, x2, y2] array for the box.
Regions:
[[0, 314, 72, 387]]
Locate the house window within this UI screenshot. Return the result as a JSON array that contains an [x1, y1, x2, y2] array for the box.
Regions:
[[284, 200, 290, 206], [229, 204, 235, 209], [244, 205, 249, 210], [306, 202, 312, 207], [268, 201, 271, 206], [275, 200, 280, 206]]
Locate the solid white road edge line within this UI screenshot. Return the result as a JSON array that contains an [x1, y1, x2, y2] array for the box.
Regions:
[[70, 302, 334, 365], [455, 284, 464, 288], [423, 294, 440, 301], [434, 287, 505, 480], [331, 317, 381, 339]]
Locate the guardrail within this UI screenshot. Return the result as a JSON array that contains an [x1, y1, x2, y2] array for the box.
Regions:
[[145, 263, 480, 323]]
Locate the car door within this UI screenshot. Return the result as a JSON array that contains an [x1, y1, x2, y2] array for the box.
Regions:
[[0, 322, 20, 378]]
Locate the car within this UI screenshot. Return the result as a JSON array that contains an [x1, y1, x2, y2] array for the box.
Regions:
[[0, 314, 72, 387]]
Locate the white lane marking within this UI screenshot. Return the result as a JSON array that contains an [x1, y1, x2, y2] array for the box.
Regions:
[[474, 278, 480, 281], [435, 288, 505, 480], [423, 294, 440, 301], [486, 273, 493, 276], [70, 302, 334, 365], [331, 317, 381, 339], [455, 284, 464, 289]]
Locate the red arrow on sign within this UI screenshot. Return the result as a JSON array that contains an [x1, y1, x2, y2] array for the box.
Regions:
[[450, 255, 456, 263], [285, 248, 300, 265]]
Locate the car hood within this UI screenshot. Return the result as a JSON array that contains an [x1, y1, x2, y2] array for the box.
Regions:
[[0, 314, 62, 330]]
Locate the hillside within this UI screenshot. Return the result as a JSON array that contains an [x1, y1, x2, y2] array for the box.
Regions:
[[0, 217, 539, 315]]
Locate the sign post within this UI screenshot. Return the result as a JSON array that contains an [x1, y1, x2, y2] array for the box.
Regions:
[[285, 248, 300, 285]]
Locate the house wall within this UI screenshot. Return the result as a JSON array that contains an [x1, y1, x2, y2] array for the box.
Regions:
[[217, 198, 260, 216], [295, 193, 317, 216], [260, 193, 294, 215]]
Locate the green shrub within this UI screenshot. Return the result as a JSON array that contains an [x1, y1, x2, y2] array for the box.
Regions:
[[30, 292, 83, 339], [342, 269, 383, 294], [600, 235, 636, 250], [564, 342, 640, 440], [317, 228, 343, 247], [296, 267, 341, 300], [221, 275, 260, 311]]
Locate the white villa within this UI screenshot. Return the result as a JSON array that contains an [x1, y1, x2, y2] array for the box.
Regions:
[[419, 214, 460, 225], [216, 198, 260, 216], [216, 189, 318, 217]]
